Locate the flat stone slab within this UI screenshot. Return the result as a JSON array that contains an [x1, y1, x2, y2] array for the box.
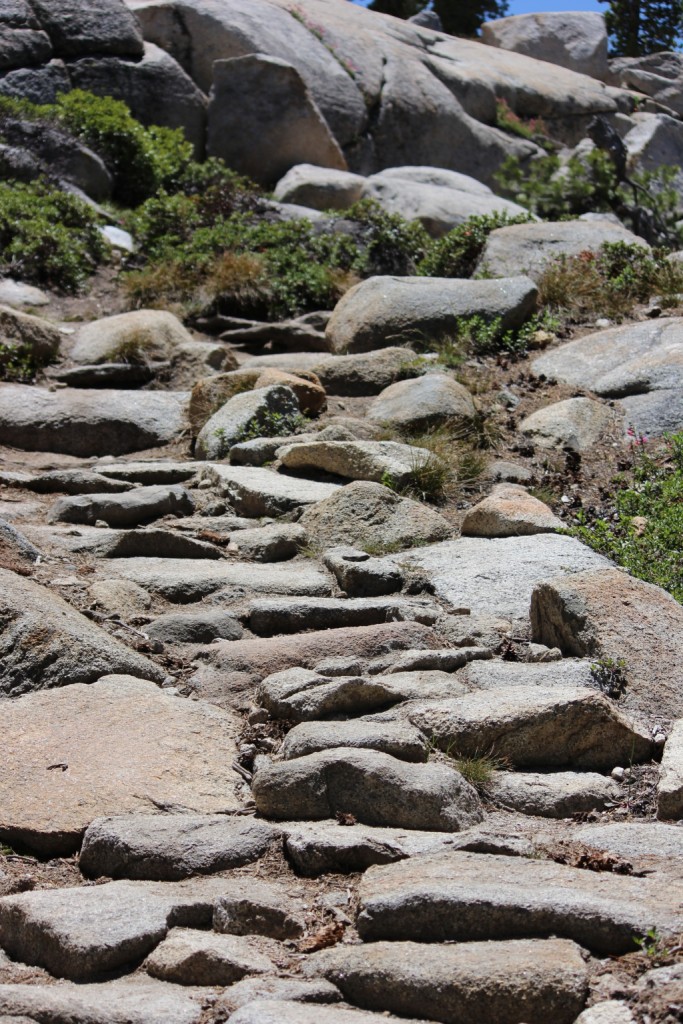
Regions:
[[490, 771, 620, 818], [217, 976, 342, 1013], [280, 821, 517, 877], [304, 938, 588, 1024], [192, 621, 437, 708], [79, 814, 281, 880], [356, 850, 683, 953], [0, 385, 188, 456], [197, 464, 341, 516], [47, 485, 193, 528], [144, 928, 276, 986], [462, 658, 596, 690], [228, 1001, 417, 1024], [281, 720, 428, 761], [106, 557, 333, 602], [0, 677, 242, 855], [386, 535, 610, 622], [0, 978, 204, 1024], [247, 596, 440, 635], [258, 667, 466, 721], [0, 567, 163, 697], [574, 822, 683, 873], [252, 747, 483, 832], [0, 877, 234, 981], [407, 685, 652, 770]]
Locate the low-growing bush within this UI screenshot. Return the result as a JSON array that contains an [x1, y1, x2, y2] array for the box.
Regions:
[[571, 431, 683, 602], [417, 211, 531, 279], [0, 179, 106, 290], [538, 242, 683, 321]]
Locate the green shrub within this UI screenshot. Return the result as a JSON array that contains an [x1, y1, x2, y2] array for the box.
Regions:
[[571, 431, 683, 602], [0, 180, 106, 290], [340, 199, 429, 276], [418, 212, 531, 279], [53, 90, 193, 205]]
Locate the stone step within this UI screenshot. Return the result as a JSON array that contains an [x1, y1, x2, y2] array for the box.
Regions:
[[251, 748, 483, 832], [303, 937, 588, 1024], [281, 720, 428, 761], [79, 814, 281, 881], [258, 667, 466, 721], [228, 1000, 423, 1024], [406, 685, 653, 770], [489, 771, 621, 818], [246, 596, 441, 636], [356, 850, 683, 953], [197, 463, 341, 516], [0, 978, 205, 1024]]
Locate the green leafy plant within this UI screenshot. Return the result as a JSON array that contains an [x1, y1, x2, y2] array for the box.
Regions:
[[571, 431, 683, 602], [0, 179, 106, 290], [234, 410, 309, 445], [418, 211, 531, 279], [495, 97, 548, 144], [633, 926, 672, 962]]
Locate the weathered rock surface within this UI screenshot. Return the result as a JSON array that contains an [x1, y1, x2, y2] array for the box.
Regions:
[[356, 850, 683, 952], [248, 595, 439, 636], [227, 1001, 409, 1024], [0, 978, 204, 1024], [574, 821, 683, 871], [304, 937, 589, 1024], [79, 814, 279, 880], [193, 621, 437, 707], [252, 747, 483, 831], [0, 568, 163, 696], [197, 464, 341, 516], [482, 11, 608, 80], [299, 480, 452, 551], [462, 658, 595, 691], [144, 928, 275, 986], [520, 397, 616, 452], [47, 484, 193, 528], [325, 276, 538, 354], [610, 52, 683, 116], [213, 880, 304, 939], [244, 347, 420, 397], [478, 220, 644, 281], [70, 309, 194, 365], [532, 318, 683, 436], [408, 685, 652, 769], [282, 720, 428, 762], [107, 556, 332, 602], [388, 534, 609, 621], [0, 876, 235, 980], [0, 676, 242, 854], [258, 666, 464, 721], [490, 770, 620, 817], [0, 385, 188, 455], [367, 374, 476, 431], [658, 720, 683, 820], [278, 439, 435, 487], [207, 54, 346, 185], [227, 522, 307, 562], [531, 567, 683, 718], [273, 163, 365, 210], [217, 976, 342, 1013], [322, 546, 403, 596], [145, 609, 243, 643], [462, 483, 563, 537]]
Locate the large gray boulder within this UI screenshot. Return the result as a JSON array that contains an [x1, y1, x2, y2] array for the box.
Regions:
[[304, 938, 589, 1024], [129, 0, 629, 179], [478, 220, 646, 281], [531, 567, 683, 719], [207, 54, 346, 185], [482, 12, 609, 81], [195, 384, 301, 460], [326, 275, 538, 354], [0, 384, 188, 456], [658, 720, 683, 820], [624, 112, 683, 193], [0, 676, 243, 854], [532, 318, 683, 437], [273, 163, 365, 211], [299, 480, 452, 550], [67, 42, 207, 155], [29, 0, 144, 58], [520, 397, 617, 452], [0, 978, 205, 1024], [0, 567, 164, 697], [610, 52, 683, 117], [277, 439, 435, 486], [367, 374, 476, 431]]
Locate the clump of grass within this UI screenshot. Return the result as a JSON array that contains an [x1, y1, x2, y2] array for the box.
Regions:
[[571, 430, 683, 602], [401, 451, 452, 503], [105, 330, 154, 365], [438, 743, 511, 792]]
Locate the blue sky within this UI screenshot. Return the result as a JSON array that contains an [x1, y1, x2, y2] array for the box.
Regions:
[[353, 0, 603, 15]]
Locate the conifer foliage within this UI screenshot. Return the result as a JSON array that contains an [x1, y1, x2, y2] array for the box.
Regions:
[[599, 0, 683, 56]]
